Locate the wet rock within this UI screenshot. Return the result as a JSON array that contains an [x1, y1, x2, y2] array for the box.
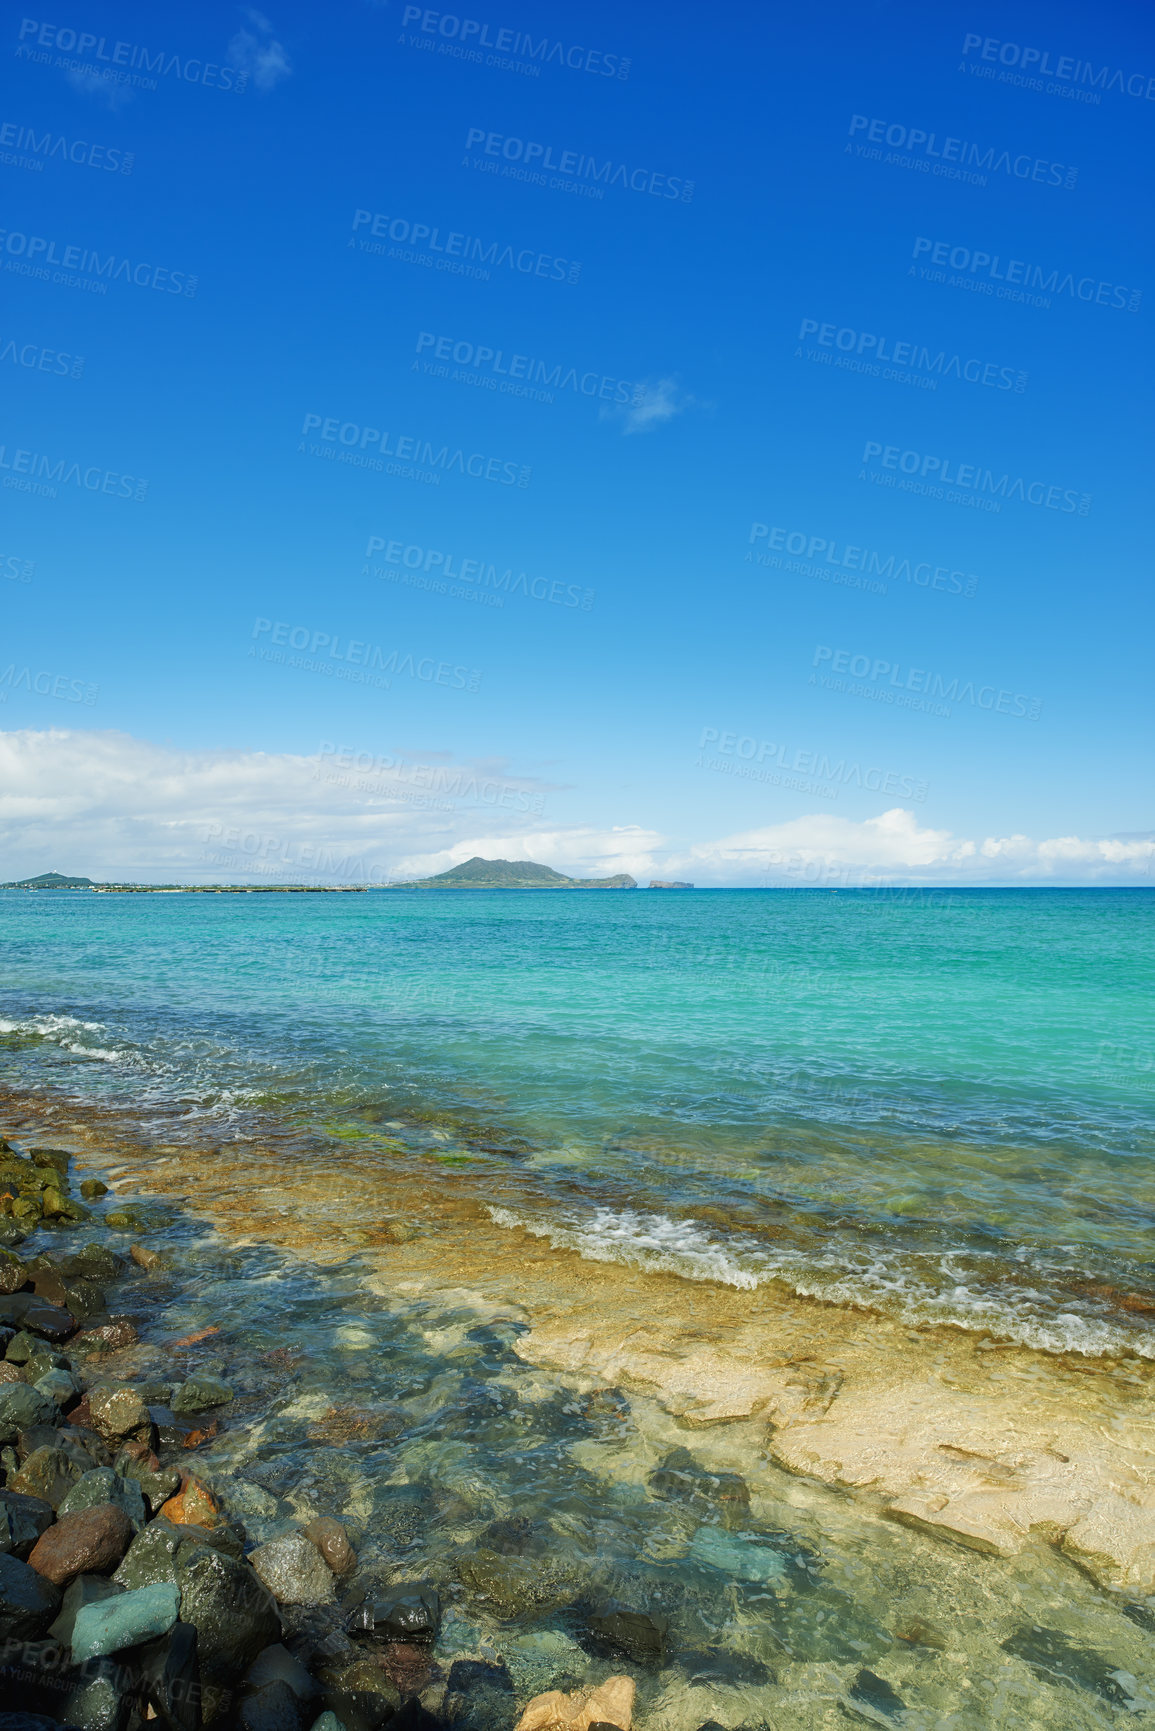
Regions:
[[1001, 1624, 1136, 1705], [585, 1604, 668, 1664], [149, 1404, 220, 1448], [480, 1516, 540, 1556], [73, 1318, 139, 1355], [171, 1373, 233, 1413], [48, 1573, 126, 1647], [64, 1245, 125, 1284], [515, 1677, 635, 1731], [85, 1385, 151, 1445], [136, 1620, 201, 1731], [309, 1716, 348, 1731], [40, 1189, 90, 1225], [10, 1448, 81, 1508], [444, 1656, 515, 1725], [0, 1383, 57, 1443], [249, 1641, 324, 1701], [176, 1543, 280, 1683], [121, 1462, 181, 1517], [304, 1517, 356, 1575], [0, 1363, 23, 1385], [28, 1503, 134, 1586], [158, 1476, 222, 1529], [30, 1149, 70, 1178], [71, 1579, 180, 1661], [4, 1331, 37, 1364], [113, 1517, 186, 1589], [33, 1368, 81, 1408], [0, 1634, 74, 1720], [238, 1678, 309, 1731], [80, 1180, 109, 1200], [60, 1426, 112, 1470], [0, 1552, 62, 1638], [60, 1652, 141, 1731], [58, 1469, 146, 1530], [354, 1584, 439, 1642], [128, 1241, 165, 1270], [319, 1656, 401, 1731], [242, 1641, 324, 1726], [0, 1250, 25, 1296], [0, 1489, 54, 1558], [0, 1294, 76, 1343], [250, 1533, 335, 1606]]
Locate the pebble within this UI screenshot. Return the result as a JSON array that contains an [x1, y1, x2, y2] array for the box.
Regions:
[[303, 1515, 355, 1575], [27, 1502, 135, 1585]]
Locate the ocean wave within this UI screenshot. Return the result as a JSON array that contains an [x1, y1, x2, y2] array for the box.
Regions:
[[486, 1203, 1155, 1358]]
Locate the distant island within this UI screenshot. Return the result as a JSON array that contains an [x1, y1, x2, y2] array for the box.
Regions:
[[649, 880, 694, 889], [1, 873, 364, 894], [388, 856, 637, 889]]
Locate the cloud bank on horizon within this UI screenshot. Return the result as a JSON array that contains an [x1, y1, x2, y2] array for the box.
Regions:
[[2, 730, 1149, 889]]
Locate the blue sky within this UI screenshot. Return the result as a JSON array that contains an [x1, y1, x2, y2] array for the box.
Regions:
[[1, 0, 1152, 885]]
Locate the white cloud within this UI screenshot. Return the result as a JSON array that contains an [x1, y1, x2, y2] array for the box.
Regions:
[[64, 66, 135, 110], [603, 377, 701, 436], [673, 808, 1155, 887], [0, 732, 1150, 888], [227, 10, 292, 91]]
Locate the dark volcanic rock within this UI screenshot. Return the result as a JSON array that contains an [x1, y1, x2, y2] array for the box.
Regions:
[[456, 1550, 578, 1619], [0, 1490, 54, 1559], [176, 1543, 281, 1682], [353, 1584, 440, 1642], [319, 1656, 401, 1731], [1001, 1625, 1137, 1705], [28, 1503, 134, 1586], [249, 1532, 334, 1606], [136, 1620, 201, 1731], [847, 1668, 907, 1720], [0, 1295, 76, 1344], [74, 1317, 140, 1354], [0, 1384, 57, 1444], [0, 1552, 62, 1639]]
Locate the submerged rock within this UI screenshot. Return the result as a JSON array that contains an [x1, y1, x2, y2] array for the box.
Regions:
[[515, 1677, 635, 1731], [585, 1604, 668, 1663], [846, 1668, 907, 1723], [250, 1532, 335, 1606], [304, 1516, 356, 1575], [171, 1372, 234, 1413], [361, 1584, 440, 1642]]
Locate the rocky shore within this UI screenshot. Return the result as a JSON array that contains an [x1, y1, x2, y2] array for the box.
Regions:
[[0, 1136, 645, 1731], [1, 1101, 1154, 1729]]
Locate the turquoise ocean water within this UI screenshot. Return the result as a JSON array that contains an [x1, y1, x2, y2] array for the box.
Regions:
[[2, 886, 1153, 1357]]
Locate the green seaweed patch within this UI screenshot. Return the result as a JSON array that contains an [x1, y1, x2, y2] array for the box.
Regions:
[[432, 1152, 479, 1167]]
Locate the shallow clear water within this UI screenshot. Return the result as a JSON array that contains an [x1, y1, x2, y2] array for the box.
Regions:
[[1, 887, 1154, 1352]]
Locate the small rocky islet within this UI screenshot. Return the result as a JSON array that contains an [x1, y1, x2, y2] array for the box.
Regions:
[[0, 1136, 650, 1731]]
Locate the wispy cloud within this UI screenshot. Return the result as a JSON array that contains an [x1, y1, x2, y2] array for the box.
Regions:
[[603, 377, 701, 436], [227, 9, 292, 91], [63, 66, 135, 110]]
